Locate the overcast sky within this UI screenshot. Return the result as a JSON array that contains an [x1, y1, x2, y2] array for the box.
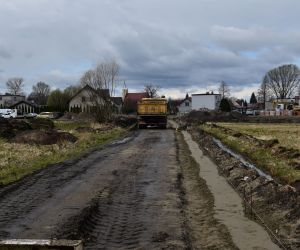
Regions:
[[0, 0, 300, 99]]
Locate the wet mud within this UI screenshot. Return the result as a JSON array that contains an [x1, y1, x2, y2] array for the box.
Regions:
[[182, 131, 281, 250]]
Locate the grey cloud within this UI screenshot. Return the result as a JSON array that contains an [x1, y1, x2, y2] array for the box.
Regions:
[[0, 49, 12, 59], [0, 0, 300, 98]]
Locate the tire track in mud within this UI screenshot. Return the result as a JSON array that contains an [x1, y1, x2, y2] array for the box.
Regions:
[[62, 162, 148, 249], [0, 129, 185, 249], [56, 132, 184, 249]]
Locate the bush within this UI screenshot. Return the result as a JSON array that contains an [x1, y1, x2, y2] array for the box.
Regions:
[[219, 98, 231, 112]]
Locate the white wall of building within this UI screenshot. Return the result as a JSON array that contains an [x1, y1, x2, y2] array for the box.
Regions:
[[178, 99, 192, 114], [192, 94, 221, 110]]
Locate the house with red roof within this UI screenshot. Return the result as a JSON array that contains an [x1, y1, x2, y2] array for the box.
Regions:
[[122, 89, 149, 113]]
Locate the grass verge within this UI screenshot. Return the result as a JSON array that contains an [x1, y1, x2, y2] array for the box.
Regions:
[[200, 123, 300, 184], [0, 122, 129, 185]]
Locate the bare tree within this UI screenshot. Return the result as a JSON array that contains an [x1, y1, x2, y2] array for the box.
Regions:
[[144, 84, 160, 98], [6, 77, 24, 95], [80, 70, 97, 87], [28, 81, 50, 105], [80, 60, 120, 122], [257, 76, 271, 109], [263, 64, 300, 99], [218, 81, 230, 98]]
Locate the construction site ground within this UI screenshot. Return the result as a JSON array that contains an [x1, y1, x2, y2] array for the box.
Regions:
[[0, 127, 281, 249]]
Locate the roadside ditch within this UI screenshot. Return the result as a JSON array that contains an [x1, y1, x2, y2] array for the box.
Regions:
[[189, 126, 300, 250]]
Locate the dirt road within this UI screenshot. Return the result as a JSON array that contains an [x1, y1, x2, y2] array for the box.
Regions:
[[0, 129, 274, 249]]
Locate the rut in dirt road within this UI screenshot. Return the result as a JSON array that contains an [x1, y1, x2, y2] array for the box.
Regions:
[[0, 130, 186, 249], [59, 130, 185, 249]]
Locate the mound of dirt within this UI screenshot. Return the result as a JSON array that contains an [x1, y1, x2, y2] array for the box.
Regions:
[[112, 115, 137, 127], [0, 119, 32, 138], [185, 110, 243, 123], [11, 130, 77, 145], [0, 118, 55, 139]]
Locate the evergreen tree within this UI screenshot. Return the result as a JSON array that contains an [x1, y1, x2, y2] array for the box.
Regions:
[[219, 98, 231, 112], [250, 92, 257, 104]]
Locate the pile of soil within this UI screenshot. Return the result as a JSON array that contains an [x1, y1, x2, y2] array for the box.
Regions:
[[112, 115, 137, 127], [0, 118, 54, 139], [185, 110, 243, 123], [11, 130, 77, 145], [190, 127, 300, 249], [184, 110, 300, 123]]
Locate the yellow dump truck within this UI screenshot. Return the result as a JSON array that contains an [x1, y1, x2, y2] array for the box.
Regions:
[[137, 98, 168, 129]]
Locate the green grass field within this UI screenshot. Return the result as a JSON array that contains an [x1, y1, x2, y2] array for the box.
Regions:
[[201, 123, 300, 184], [0, 121, 127, 185]]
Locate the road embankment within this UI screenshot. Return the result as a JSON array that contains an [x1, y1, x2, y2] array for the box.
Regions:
[[189, 126, 300, 250]]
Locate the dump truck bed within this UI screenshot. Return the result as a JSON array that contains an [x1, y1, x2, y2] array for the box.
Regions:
[[137, 98, 167, 128]]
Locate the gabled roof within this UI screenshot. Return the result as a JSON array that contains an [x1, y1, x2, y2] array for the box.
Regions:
[[124, 92, 149, 102], [69, 85, 110, 102], [231, 100, 242, 109], [179, 97, 192, 105], [9, 100, 38, 108]]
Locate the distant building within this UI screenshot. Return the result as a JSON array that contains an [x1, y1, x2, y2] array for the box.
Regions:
[[231, 99, 243, 112], [178, 94, 192, 114], [0, 93, 25, 108], [9, 100, 39, 114], [192, 93, 221, 110], [69, 85, 122, 113], [122, 89, 149, 113]]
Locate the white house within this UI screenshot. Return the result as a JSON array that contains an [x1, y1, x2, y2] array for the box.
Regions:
[[192, 93, 221, 110], [69, 85, 123, 113], [178, 94, 192, 114], [0, 93, 25, 108]]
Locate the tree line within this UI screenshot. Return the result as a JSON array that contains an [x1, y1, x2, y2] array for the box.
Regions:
[[3, 62, 300, 115], [218, 64, 300, 111]]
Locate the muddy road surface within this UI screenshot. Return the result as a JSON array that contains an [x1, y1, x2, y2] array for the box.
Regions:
[[0, 129, 276, 249]]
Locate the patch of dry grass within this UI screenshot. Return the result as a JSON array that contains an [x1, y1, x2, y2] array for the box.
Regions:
[[218, 123, 300, 150], [0, 122, 128, 185]]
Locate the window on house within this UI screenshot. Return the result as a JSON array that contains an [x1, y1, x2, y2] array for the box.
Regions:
[[185, 102, 189, 107], [82, 96, 86, 102], [14, 97, 17, 101]]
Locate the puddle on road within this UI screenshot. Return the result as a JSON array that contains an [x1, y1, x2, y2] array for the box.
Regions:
[[111, 137, 133, 145], [182, 131, 281, 250]]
